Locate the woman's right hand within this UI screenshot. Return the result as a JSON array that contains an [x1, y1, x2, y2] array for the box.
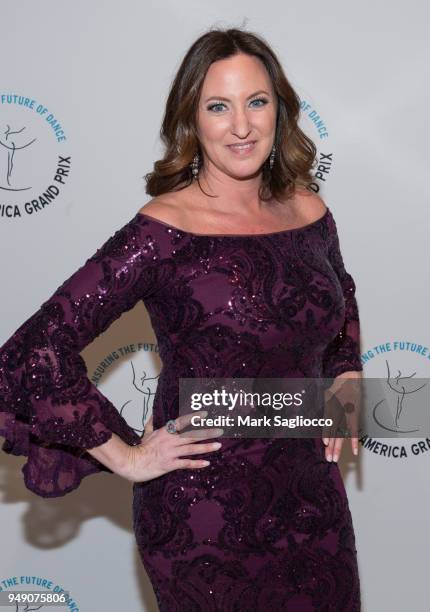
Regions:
[[122, 411, 224, 483]]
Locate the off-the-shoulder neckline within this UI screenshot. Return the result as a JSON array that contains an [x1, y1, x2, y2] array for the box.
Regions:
[[136, 205, 331, 237]]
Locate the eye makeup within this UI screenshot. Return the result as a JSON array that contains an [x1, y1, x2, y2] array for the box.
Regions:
[[206, 97, 269, 112]]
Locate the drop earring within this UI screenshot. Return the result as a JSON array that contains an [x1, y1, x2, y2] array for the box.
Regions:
[[191, 152, 200, 180], [269, 144, 276, 170]]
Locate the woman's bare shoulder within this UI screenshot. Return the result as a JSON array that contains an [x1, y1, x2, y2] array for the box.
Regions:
[[137, 193, 188, 226], [292, 188, 328, 223]]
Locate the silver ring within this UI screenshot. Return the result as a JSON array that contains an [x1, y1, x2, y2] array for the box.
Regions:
[[165, 419, 178, 434]]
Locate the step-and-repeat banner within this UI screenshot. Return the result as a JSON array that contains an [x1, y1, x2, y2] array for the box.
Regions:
[[1, 1, 428, 610]]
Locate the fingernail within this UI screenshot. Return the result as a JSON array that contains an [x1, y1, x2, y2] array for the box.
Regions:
[[213, 442, 222, 449], [353, 447, 358, 456], [202, 461, 210, 466], [327, 454, 332, 462], [332, 454, 338, 462], [322, 438, 328, 445]]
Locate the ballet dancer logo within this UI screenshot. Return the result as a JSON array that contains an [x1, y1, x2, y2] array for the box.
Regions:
[[0, 124, 36, 191], [0, 94, 72, 219], [372, 360, 425, 433], [119, 361, 160, 435], [0, 574, 76, 611]]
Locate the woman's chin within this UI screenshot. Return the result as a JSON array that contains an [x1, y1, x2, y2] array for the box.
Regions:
[[224, 162, 265, 181]]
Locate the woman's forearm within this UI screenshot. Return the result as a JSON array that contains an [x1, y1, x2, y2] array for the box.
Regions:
[[85, 433, 135, 479]]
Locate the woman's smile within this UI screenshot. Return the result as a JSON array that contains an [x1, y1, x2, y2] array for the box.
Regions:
[[226, 140, 257, 155]]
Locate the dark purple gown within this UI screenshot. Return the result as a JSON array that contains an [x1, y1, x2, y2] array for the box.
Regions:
[[0, 205, 363, 611]]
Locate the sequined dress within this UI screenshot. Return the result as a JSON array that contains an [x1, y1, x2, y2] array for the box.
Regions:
[[0, 205, 363, 611]]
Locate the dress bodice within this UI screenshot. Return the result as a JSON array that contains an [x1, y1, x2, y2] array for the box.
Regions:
[[0, 206, 362, 497]]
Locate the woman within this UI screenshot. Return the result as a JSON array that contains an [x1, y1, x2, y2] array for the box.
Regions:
[[0, 28, 363, 611]]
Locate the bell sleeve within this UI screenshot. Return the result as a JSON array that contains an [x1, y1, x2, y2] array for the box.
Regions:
[[322, 211, 363, 379], [0, 212, 164, 498]]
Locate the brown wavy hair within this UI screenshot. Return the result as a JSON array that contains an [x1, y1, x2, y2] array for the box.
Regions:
[[144, 27, 317, 202]]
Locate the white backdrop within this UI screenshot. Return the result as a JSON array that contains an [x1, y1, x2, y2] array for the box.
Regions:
[[1, 1, 429, 610]]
